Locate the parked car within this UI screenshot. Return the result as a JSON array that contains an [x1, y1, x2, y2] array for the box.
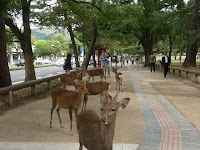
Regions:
[[15, 59, 25, 67], [34, 58, 44, 65], [43, 59, 51, 64], [56, 58, 65, 67]]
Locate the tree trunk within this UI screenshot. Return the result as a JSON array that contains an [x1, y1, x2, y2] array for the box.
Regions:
[[0, 11, 12, 88], [174, 53, 177, 60], [179, 52, 183, 63], [5, 0, 36, 81], [67, 25, 80, 68], [82, 21, 98, 68], [93, 51, 96, 67], [183, 0, 200, 68], [141, 36, 153, 67], [183, 42, 198, 67], [169, 36, 172, 59]]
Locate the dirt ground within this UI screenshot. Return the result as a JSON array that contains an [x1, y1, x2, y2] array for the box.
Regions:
[[0, 67, 145, 144]]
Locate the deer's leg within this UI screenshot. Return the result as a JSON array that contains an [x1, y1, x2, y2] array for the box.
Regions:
[[74, 110, 78, 132], [56, 107, 63, 128], [92, 76, 94, 82], [50, 102, 57, 128], [116, 80, 117, 90], [63, 83, 66, 89], [69, 109, 73, 135], [121, 79, 123, 92], [79, 141, 83, 150], [88, 76, 91, 82]]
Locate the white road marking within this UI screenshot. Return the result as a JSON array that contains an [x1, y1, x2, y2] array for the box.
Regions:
[[13, 81, 24, 84]]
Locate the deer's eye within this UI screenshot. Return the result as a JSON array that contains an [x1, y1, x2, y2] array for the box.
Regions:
[[100, 108, 103, 111], [112, 109, 115, 111]]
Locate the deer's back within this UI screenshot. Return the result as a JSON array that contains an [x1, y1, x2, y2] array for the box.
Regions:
[[86, 81, 109, 95], [88, 69, 103, 76], [78, 110, 106, 150]]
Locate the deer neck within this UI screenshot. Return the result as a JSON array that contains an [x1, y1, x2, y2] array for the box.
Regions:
[[77, 89, 84, 102], [100, 114, 117, 148]]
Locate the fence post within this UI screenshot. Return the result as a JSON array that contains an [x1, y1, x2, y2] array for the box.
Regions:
[[178, 70, 181, 77], [31, 85, 36, 96], [194, 74, 198, 83], [173, 69, 175, 74], [47, 81, 51, 90], [0, 91, 13, 105], [185, 72, 188, 79]]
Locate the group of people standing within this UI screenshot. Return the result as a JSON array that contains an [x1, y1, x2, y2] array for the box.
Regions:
[[100, 51, 111, 77], [150, 52, 171, 78]]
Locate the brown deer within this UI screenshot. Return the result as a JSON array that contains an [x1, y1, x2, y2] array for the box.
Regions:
[[50, 77, 87, 135], [77, 92, 130, 150], [82, 81, 110, 111], [82, 66, 106, 82], [112, 67, 123, 92], [59, 72, 83, 90]]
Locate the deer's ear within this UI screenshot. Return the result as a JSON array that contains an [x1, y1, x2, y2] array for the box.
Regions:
[[115, 98, 130, 110], [99, 91, 107, 104], [106, 93, 112, 101], [113, 92, 119, 103]]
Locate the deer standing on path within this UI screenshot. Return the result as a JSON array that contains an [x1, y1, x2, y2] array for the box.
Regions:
[[112, 68, 123, 92], [82, 66, 106, 82], [50, 76, 87, 135], [77, 92, 130, 150], [82, 81, 110, 111]]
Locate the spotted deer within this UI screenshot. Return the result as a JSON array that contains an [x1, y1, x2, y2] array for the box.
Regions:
[[77, 92, 130, 150], [50, 77, 87, 135], [81, 66, 106, 82], [81, 81, 110, 111], [112, 67, 123, 92]]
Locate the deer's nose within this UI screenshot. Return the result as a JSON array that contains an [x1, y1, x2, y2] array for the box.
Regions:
[[101, 117, 106, 123], [84, 89, 88, 93]]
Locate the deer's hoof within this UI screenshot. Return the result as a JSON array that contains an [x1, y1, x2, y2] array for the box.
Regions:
[[50, 125, 52, 128], [60, 126, 64, 128]]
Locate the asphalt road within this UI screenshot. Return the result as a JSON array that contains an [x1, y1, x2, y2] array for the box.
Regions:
[[10, 66, 65, 84]]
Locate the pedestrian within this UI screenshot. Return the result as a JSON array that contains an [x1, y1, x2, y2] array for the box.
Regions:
[[162, 52, 171, 78], [106, 53, 111, 77], [122, 57, 125, 65], [126, 57, 129, 65], [100, 51, 107, 77], [150, 52, 156, 72], [131, 57, 134, 64], [63, 53, 72, 74]]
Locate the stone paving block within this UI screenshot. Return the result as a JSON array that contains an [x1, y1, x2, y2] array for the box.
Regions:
[[178, 125, 197, 131], [137, 146, 158, 150], [139, 134, 161, 148], [181, 130, 200, 138], [122, 144, 138, 150], [182, 143, 200, 150], [145, 128, 162, 135], [182, 137, 200, 145]]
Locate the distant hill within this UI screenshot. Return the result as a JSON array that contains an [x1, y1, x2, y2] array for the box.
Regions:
[[31, 28, 71, 41]]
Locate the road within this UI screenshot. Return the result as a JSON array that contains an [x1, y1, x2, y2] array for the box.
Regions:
[[10, 66, 65, 84]]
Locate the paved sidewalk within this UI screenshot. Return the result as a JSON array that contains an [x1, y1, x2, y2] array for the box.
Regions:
[[0, 142, 138, 150], [128, 65, 200, 150]]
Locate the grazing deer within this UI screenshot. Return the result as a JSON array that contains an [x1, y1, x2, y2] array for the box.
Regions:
[[59, 72, 83, 90], [82, 81, 110, 111], [112, 68, 123, 92], [50, 77, 87, 135], [77, 92, 130, 150], [81, 66, 106, 82]]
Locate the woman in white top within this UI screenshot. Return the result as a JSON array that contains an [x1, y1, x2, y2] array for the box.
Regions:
[[106, 53, 111, 77]]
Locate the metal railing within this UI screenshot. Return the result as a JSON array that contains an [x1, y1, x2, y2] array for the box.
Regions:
[[155, 63, 200, 83], [0, 69, 81, 105]]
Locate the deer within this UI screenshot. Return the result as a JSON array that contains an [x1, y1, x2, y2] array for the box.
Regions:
[[81, 66, 106, 82], [112, 67, 123, 92], [59, 71, 83, 90], [77, 91, 130, 150], [81, 81, 110, 111], [50, 75, 87, 135]]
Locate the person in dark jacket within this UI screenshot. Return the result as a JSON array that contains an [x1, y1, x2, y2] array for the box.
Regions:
[[63, 53, 72, 73], [162, 52, 171, 78]]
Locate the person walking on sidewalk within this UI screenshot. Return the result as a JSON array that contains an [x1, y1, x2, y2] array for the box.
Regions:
[[162, 52, 171, 78], [150, 52, 156, 72], [106, 53, 111, 77], [63, 53, 72, 74], [100, 51, 107, 77]]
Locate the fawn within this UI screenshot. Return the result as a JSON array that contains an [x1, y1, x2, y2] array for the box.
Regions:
[[82, 81, 110, 111], [77, 91, 130, 150], [81, 66, 106, 82], [50, 77, 87, 135], [112, 68, 123, 92]]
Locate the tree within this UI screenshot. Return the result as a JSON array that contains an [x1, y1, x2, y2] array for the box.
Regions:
[[183, 0, 200, 67], [0, 0, 11, 88], [5, 0, 36, 81]]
